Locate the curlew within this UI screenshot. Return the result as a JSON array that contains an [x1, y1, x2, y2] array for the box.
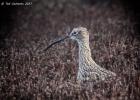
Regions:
[[45, 27, 116, 82]]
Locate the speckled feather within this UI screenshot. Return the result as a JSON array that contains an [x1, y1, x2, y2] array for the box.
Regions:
[[70, 27, 116, 82]]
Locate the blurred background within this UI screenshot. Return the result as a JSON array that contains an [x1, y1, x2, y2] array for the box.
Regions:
[[0, 0, 140, 99]]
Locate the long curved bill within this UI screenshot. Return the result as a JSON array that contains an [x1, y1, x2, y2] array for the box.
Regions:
[[44, 35, 69, 51]]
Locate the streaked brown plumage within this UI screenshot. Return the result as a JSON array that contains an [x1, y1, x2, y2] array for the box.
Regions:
[[69, 27, 116, 82]]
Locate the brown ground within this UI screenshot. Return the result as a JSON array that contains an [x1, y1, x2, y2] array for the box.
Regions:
[[0, 0, 140, 100]]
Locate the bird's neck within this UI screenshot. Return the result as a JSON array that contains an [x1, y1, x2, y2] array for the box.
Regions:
[[78, 41, 92, 65], [78, 41, 91, 53]]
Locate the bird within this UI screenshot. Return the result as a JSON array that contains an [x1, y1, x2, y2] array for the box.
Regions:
[[69, 27, 116, 82], [45, 27, 116, 82]]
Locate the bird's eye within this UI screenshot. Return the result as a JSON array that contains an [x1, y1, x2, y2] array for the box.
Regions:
[[73, 32, 77, 35]]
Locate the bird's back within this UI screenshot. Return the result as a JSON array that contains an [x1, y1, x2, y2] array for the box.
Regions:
[[77, 59, 116, 82]]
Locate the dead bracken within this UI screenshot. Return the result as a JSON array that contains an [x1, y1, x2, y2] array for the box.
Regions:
[[0, 0, 140, 100]]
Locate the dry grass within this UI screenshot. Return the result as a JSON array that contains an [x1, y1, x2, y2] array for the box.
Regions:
[[0, 0, 140, 100]]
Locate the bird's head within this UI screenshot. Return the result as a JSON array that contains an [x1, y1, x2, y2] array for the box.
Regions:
[[69, 27, 89, 43], [44, 27, 89, 51]]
